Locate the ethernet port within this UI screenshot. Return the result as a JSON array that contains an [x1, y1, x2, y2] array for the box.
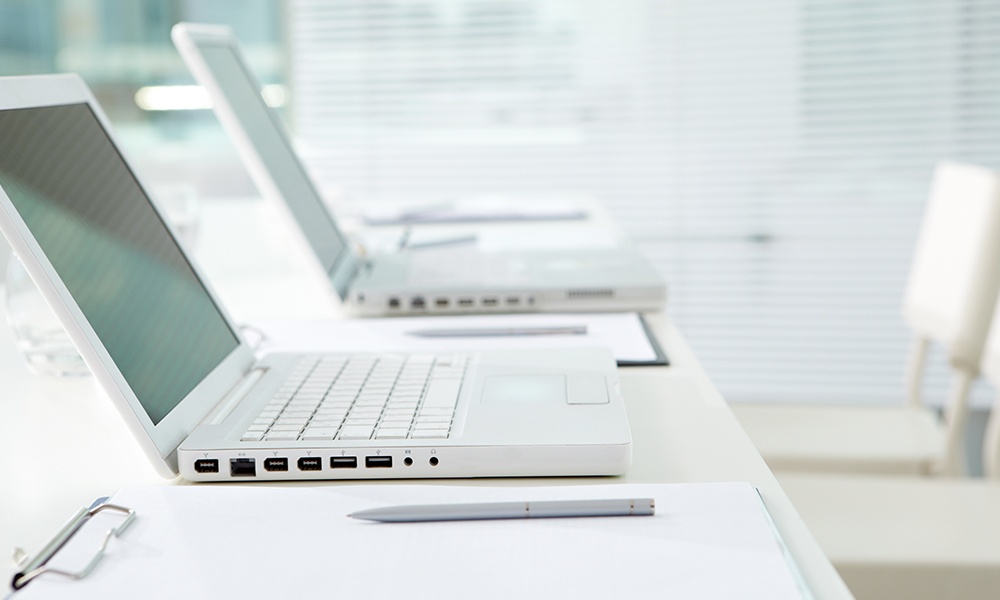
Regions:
[[230, 458, 256, 477]]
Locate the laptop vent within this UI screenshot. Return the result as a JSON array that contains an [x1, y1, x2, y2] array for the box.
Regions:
[[566, 289, 615, 299]]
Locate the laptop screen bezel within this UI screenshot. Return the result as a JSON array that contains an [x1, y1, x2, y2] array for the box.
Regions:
[[171, 22, 360, 301], [0, 74, 258, 477]]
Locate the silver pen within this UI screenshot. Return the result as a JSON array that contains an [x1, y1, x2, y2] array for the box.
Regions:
[[406, 325, 587, 338], [348, 498, 655, 523]]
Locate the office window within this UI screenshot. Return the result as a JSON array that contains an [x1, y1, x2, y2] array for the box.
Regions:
[[289, 0, 1000, 407], [0, 0, 286, 197]]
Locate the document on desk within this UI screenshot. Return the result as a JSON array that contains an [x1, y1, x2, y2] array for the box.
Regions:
[[359, 199, 588, 225], [250, 312, 667, 366], [9, 483, 810, 600]]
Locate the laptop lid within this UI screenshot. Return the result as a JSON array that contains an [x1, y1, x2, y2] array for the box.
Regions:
[[0, 74, 259, 477], [171, 23, 360, 300]]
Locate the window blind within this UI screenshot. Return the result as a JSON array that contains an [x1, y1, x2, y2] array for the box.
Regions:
[[288, 0, 1000, 407]]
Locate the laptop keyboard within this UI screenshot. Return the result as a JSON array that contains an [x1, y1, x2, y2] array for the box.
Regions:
[[241, 353, 467, 443]]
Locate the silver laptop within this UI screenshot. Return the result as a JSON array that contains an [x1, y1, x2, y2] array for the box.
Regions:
[[171, 23, 667, 317], [0, 74, 632, 482]]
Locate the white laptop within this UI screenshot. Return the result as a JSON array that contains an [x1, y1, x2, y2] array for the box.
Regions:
[[171, 23, 667, 317], [0, 74, 632, 482]]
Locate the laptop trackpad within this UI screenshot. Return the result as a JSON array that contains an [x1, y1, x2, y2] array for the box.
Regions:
[[481, 374, 609, 405]]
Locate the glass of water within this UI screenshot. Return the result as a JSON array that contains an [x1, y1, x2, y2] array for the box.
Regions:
[[3, 252, 90, 377], [2, 184, 201, 377]]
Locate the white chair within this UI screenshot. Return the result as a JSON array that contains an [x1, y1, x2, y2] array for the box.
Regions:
[[732, 161, 1000, 476], [773, 310, 1000, 600]]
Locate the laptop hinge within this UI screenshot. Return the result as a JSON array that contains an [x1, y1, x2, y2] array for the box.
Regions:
[[206, 367, 269, 426]]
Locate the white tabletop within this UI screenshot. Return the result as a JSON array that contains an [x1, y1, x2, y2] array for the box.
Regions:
[[0, 198, 853, 599]]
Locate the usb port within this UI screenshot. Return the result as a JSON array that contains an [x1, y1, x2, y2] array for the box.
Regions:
[[411, 296, 426, 310], [506, 296, 520, 305], [230, 458, 256, 477], [264, 457, 288, 472], [388, 297, 400, 309], [482, 297, 498, 306], [297, 457, 322, 471], [194, 458, 219, 473], [458, 298, 474, 307], [365, 456, 393, 468], [331, 456, 358, 469], [435, 298, 450, 308]]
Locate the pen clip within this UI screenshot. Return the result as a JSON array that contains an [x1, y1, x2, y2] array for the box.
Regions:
[[12, 502, 136, 590]]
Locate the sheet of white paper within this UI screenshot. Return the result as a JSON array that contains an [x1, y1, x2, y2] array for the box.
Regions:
[[353, 225, 620, 254], [473, 226, 619, 251], [13, 483, 809, 600], [248, 312, 662, 364], [360, 199, 588, 225]]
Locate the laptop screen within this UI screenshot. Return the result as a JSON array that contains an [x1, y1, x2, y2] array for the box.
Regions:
[[0, 103, 239, 425], [193, 41, 352, 296]]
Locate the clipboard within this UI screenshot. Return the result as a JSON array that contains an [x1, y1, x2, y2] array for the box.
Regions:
[[11, 498, 135, 591], [618, 314, 669, 367], [248, 312, 669, 367], [9, 483, 811, 599]]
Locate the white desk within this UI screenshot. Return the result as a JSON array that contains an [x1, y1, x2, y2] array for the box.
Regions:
[[0, 198, 853, 599]]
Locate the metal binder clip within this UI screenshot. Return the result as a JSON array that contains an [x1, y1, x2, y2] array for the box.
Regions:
[[12, 547, 28, 568], [11, 501, 136, 590]]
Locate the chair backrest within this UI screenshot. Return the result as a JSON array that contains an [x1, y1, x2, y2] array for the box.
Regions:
[[902, 162, 1000, 475], [903, 161, 1000, 372], [979, 296, 1000, 479]]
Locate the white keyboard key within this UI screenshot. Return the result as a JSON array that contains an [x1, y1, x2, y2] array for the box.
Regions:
[[287, 398, 322, 407], [316, 402, 352, 411], [265, 432, 300, 441], [382, 412, 414, 421], [411, 429, 450, 439], [302, 428, 339, 440], [280, 415, 314, 424], [314, 407, 349, 416], [274, 424, 308, 433], [375, 428, 410, 439], [313, 414, 348, 424], [241, 432, 265, 442], [339, 426, 374, 440], [422, 379, 461, 409], [308, 425, 342, 434], [355, 398, 389, 407], [415, 415, 452, 423]]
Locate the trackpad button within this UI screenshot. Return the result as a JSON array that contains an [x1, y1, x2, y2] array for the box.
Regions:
[[482, 375, 566, 405], [567, 374, 610, 405]]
